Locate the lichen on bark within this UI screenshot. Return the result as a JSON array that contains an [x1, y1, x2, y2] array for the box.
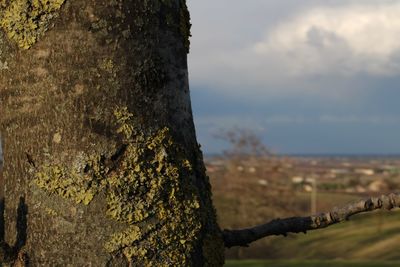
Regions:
[[32, 107, 214, 265], [1, 0, 223, 264], [0, 0, 66, 49]]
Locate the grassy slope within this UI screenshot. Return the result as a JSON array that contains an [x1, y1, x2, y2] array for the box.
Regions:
[[224, 209, 400, 260], [210, 159, 400, 264], [264, 209, 400, 260], [217, 191, 400, 260]]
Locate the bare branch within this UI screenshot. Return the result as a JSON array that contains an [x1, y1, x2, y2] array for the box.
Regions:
[[222, 193, 400, 248]]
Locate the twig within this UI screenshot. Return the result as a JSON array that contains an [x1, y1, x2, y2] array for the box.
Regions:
[[222, 193, 400, 248]]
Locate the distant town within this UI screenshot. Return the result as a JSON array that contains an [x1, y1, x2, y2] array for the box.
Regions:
[[205, 155, 400, 195]]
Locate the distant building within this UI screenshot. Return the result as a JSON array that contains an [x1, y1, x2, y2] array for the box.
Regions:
[[355, 169, 375, 176], [258, 179, 268, 186], [292, 176, 304, 184], [303, 184, 313, 192], [368, 180, 388, 192], [248, 167, 256, 173]]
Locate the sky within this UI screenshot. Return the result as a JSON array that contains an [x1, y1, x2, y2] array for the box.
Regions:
[[187, 0, 400, 155]]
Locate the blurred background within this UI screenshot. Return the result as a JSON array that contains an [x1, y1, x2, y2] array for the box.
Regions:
[[187, 1, 400, 266]]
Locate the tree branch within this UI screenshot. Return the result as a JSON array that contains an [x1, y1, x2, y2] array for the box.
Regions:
[[222, 193, 400, 248]]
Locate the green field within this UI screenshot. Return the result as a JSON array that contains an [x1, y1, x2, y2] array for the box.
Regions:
[[225, 260, 400, 267]]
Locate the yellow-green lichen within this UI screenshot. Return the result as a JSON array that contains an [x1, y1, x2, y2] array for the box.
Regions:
[[0, 0, 65, 49], [33, 107, 206, 265], [99, 58, 115, 73], [0, 0, 8, 8], [104, 124, 202, 264], [113, 106, 135, 140], [33, 153, 108, 205], [45, 207, 58, 216]]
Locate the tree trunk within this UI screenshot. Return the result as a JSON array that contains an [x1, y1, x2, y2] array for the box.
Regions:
[[0, 0, 224, 265]]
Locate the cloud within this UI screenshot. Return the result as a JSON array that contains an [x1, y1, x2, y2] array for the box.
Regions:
[[188, 1, 400, 98], [254, 3, 400, 76], [188, 0, 400, 154]]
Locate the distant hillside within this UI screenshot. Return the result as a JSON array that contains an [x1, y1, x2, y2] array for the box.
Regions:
[[208, 156, 400, 260]]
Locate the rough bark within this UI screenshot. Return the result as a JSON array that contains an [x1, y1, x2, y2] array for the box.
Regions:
[[0, 0, 224, 265]]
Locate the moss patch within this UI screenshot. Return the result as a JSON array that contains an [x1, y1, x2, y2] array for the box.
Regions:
[[0, 0, 65, 49]]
